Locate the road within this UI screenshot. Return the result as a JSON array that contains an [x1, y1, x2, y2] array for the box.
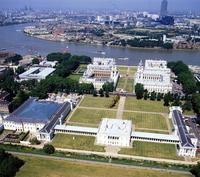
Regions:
[[8, 151, 192, 176]]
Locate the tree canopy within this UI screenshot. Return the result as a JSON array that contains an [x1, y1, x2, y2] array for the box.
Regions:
[[0, 149, 24, 177]]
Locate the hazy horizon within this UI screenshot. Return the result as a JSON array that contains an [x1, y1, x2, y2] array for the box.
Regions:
[[0, 0, 200, 13]]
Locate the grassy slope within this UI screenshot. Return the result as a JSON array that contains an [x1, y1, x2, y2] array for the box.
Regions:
[[16, 156, 190, 177]]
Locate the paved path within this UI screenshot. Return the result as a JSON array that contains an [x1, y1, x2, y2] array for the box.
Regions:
[[5, 142, 198, 165], [105, 146, 121, 154], [116, 96, 126, 119], [9, 151, 192, 175]]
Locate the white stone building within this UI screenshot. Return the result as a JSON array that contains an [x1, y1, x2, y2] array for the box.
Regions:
[[3, 97, 72, 142], [134, 60, 172, 93], [19, 67, 55, 81], [169, 106, 197, 157], [79, 58, 119, 90], [96, 118, 132, 147]]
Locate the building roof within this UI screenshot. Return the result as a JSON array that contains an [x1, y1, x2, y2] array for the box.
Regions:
[[6, 97, 63, 124], [19, 67, 55, 80], [40, 102, 71, 133], [54, 125, 98, 134], [172, 110, 194, 148], [132, 131, 179, 141], [98, 118, 132, 136]]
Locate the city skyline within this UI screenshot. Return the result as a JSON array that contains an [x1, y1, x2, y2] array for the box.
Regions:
[[0, 0, 200, 13]]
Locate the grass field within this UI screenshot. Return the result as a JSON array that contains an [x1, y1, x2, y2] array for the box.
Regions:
[[117, 77, 126, 89], [129, 67, 137, 76], [118, 66, 128, 75], [69, 108, 116, 125], [74, 64, 87, 74], [80, 96, 118, 109], [120, 141, 182, 160], [123, 112, 168, 130], [51, 134, 105, 152], [125, 79, 134, 92], [16, 156, 190, 177], [124, 97, 168, 113], [67, 74, 82, 81]]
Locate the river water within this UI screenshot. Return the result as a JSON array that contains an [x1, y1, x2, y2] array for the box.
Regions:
[[0, 23, 200, 66]]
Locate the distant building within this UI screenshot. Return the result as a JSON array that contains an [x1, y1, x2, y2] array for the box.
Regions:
[[134, 60, 172, 93], [3, 97, 72, 141], [169, 107, 197, 157], [160, 0, 168, 18], [161, 16, 174, 25], [96, 118, 132, 147], [79, 58, 119, 90], [19, 67, 55, 81]]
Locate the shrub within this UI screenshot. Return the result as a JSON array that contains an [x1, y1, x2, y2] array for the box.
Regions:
[[43, 144, 55, 154]]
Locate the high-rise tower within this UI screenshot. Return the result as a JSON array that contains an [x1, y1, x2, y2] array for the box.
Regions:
[[160, 0, 168, 17]]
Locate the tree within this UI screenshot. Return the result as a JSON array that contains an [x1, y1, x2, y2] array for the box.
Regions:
[[32, 58, 40, 65], [102, 82, 114, 92], [99, 89, 104, 97], [9, 91, 29, 112], [164, 94, 170, 106], [4, 54, 22, 65], [182, 100, 192, 112], [43, 144, 55, 154], [93, 89, 98, 97], [30, 137, 41, 145], [0, 149, 24, 177], [150, 91, 157, 101], [47, 52, 71, 63], [168, 61, 197, 94], [172, 98, 182, 106], [192, 94, 200, 117], [15, 66, 25, 75], [157, 93, 162, 101], [190, 162, 200, 177], [135, 83, 144, 99], [144, 91, 148, 100], [105, 91, 109, 97]]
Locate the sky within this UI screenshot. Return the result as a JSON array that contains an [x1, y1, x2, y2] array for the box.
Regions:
[[1, 0, 200, 13]]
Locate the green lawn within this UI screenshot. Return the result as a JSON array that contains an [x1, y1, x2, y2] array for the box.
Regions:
[[125, 79, 134, 93], [117, 77, 126, 89], [69, 108, 116, 125], [120, 141, 183, 160], [129, 67, 137, 76], [80, 96, 118, 109], [125, 97, 168, 113], [74, 64, 87, 74], [67, 74, 82, 81], [123, 112, 168, 130], [118, 66, 128, 75], [51, 134, 104, 152], [16, 156, 190, 177]]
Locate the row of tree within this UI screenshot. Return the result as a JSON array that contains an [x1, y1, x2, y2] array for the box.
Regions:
[[135, 83, 200, 117], [168, 61, 197, 94]]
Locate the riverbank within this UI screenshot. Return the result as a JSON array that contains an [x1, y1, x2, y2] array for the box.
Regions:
[[24, 32, 200, 53], [1, 23, 200, 65]]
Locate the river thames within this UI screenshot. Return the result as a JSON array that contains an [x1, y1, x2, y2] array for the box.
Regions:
[[0, 23, 200, 65]]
